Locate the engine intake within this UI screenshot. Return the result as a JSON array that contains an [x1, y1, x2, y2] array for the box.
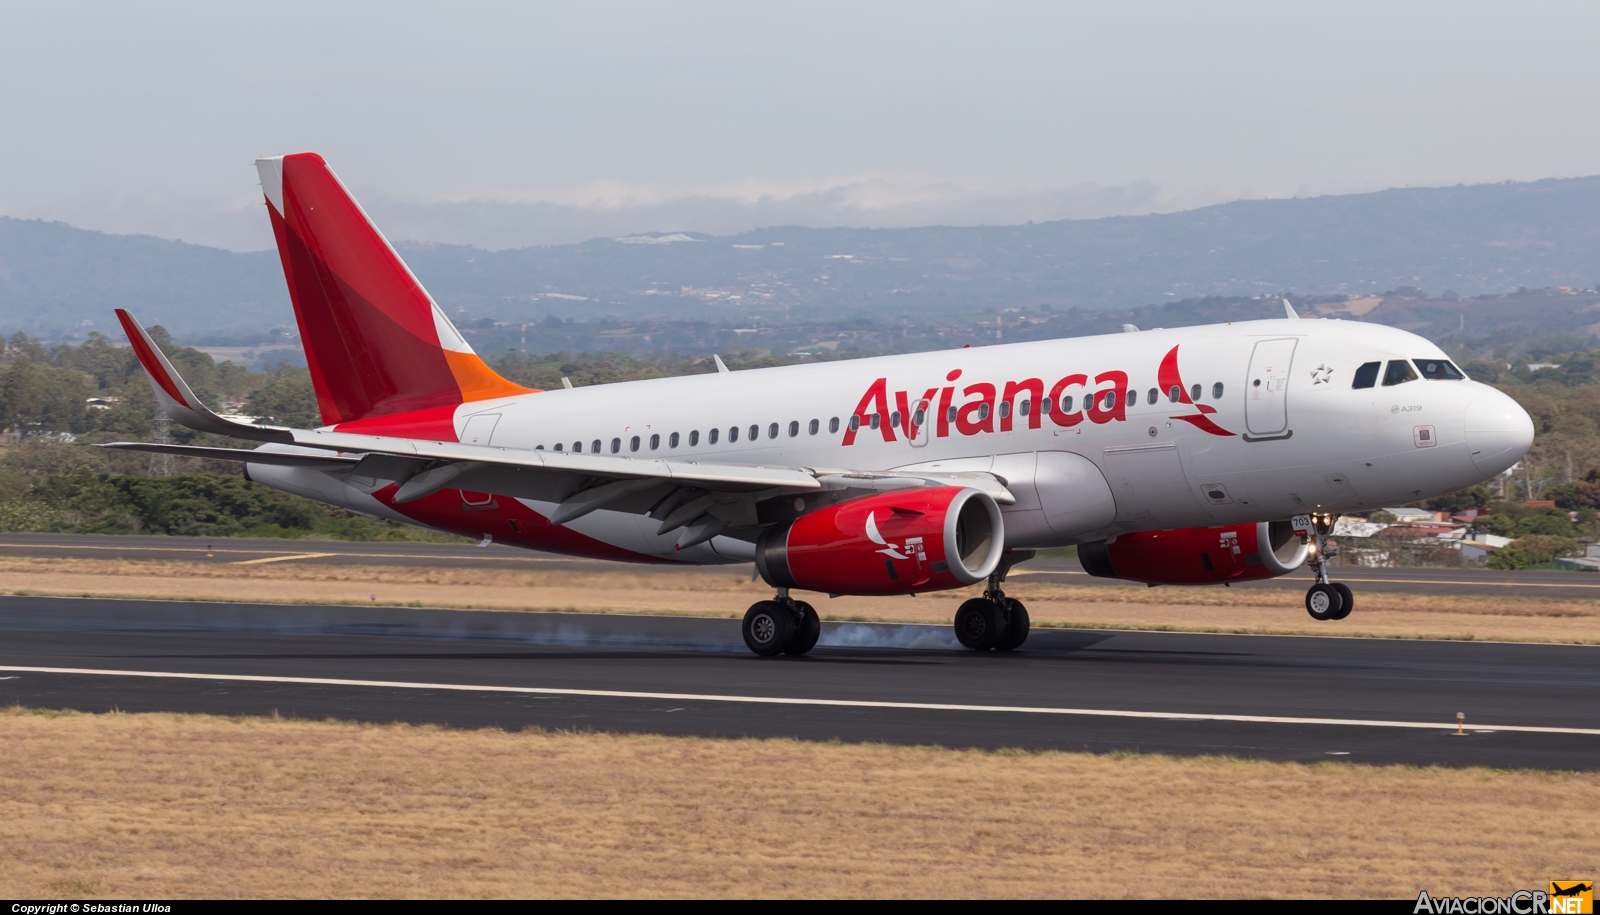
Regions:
[[756, 487, 1004, 596], [1078, 520, 1307, 585]]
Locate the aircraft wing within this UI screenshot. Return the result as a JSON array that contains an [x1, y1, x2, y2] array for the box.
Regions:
[[110, 310, 1013, 547]]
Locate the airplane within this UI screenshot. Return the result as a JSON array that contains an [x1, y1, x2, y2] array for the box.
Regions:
[[106, 152, 1536, 656]]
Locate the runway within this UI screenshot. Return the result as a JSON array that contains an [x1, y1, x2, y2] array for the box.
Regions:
[[2, 595, 1596, 770], [6, 532, 1599, 599]]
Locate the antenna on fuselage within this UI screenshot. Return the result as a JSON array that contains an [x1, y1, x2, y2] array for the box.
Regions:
[[1283, 298, 1301, 320]]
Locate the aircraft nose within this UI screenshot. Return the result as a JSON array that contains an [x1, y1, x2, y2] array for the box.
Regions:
[[1464, 388, 1534, 476]]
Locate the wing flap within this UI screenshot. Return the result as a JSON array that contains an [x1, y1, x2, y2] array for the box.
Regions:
[[99, 443, 361, 469]]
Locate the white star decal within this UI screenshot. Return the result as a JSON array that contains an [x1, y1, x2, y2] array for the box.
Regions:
[[1311, 364, 1333, 385]]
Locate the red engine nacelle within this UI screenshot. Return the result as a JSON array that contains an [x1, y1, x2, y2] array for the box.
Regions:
[[1078, 521, 1307, 585], [755, 487, 1005, 596]]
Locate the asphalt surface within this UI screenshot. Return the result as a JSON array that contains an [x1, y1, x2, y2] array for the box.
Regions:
[[2, 596, 1596, 769], [6, 532, 1600, 599]]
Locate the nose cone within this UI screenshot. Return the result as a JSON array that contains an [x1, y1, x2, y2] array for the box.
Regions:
[[1464, 388, 1534, 476]]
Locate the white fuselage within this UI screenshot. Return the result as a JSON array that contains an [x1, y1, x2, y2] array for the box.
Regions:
[[248, 318, 1533, 564]]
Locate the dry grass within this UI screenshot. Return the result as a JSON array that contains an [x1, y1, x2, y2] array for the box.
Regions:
[[2, 557, 1598, 645], [1, 707, 1593, 899]]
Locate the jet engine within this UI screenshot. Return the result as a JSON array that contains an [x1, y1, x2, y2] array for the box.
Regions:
[[755, 487, 1004, 596], [1078, 520, 1307, 586]]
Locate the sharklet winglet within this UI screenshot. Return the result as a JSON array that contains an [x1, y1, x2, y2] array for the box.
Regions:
[[115, 308, 294, 443]]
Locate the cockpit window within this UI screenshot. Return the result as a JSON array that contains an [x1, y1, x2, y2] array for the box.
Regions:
[[1414, 358, 1465, 380], [1352, 361, 1380, 389], [1382, 360, 1419, 386]]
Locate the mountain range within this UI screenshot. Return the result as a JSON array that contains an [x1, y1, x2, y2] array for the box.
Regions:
[[2, 176, 1599, 340]]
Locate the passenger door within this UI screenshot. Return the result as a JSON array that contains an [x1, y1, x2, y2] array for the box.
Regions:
[[1244, 339, 1296, 439]]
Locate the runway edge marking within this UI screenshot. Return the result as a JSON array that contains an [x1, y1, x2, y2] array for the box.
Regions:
[[4, 665, 1599, 736]]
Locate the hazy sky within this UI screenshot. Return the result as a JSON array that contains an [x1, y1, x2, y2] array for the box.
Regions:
[[3, 1, 1598, 250]]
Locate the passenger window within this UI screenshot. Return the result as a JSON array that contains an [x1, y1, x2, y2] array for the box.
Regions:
[[999, 401, 1011, 419], [591, 440, 601, 453], [611, 438, 621, 454], [1382, 360, 1419, 386], [1057, 396, 1070, 413], [946, 406, 957, 422], [708, 428, 718, 445], [553, 443, 563, 452], [789, 421, 799, 437], [977, 404, 989, 420], [1168, 386, 1181, 402], [1103, 391, 1117, 410], [1147, 388, 1158, 405], [1019, 399, 1030, 417], [1126, 389, 1138, 406], [749, 424, 759, 441], [848, 415, 860, 431], [629, 436, 640, 452], [869, 414, 880, 430], [669, 432, 679, 448], [890, 411, 902, 429], [1352, 361, 1381, 389], [535, 445, 544, 450], [689, 430, 699, 446], [1212, 382, 1224, 399], [768, 423, 779, 439], [913, 408, 925, 426], [1190, 384, 1201, 401], [649, 434, 659, 450], [1414, 359, 1465, 380], [729, 426, 740, 443], [829, 417, 840, 433], [808, 419, 819, 435]]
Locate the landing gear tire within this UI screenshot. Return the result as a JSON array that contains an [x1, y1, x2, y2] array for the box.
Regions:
[[783, 601, 821, 655], [1330, 582, 1354, 620], [1305, 583, 1344, 622], [743, 600, 795, 656], [995, 599, 1030, 651], [955, 597, 1007, 650]]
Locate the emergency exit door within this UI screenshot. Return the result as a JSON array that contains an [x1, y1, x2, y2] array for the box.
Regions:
[[1245, 338, 1296, 438]]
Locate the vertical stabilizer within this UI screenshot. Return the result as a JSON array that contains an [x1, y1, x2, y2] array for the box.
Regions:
[[255, 153, 531, 428]]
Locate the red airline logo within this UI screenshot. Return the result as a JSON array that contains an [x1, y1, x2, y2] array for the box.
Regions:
[[843, 344, 1233, 445], [1158, 345, 1235, 437]]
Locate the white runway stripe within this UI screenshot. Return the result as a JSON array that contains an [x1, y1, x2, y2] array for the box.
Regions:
[[4, 664, 1598, 736]]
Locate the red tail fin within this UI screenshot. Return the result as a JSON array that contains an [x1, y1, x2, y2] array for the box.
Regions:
[[256, 153, 531, 428]]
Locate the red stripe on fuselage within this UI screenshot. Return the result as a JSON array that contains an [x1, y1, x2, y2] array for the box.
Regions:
[[333, 404, 461, 442], [371, 484, 679, 564]]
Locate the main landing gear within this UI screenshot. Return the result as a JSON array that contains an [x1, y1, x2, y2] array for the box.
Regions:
[[955, 549, 1034, 652], [742, 589, 821, 657], [1300, 513, 1353, 622]]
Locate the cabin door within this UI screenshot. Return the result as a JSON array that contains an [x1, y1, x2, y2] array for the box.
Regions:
[[1244, 339, 1296, 439]]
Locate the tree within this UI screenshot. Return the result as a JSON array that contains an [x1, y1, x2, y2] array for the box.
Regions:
[[1425, 485, 1493, 513], [0, 360, 94, 434], [245, 367, 321, 427], [1487, 534, 1580, 570]]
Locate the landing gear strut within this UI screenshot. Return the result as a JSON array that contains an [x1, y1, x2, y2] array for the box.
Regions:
[[1299, 513, 1353, 621], [955, 550, 1034, 651], [742, 588, 820, 657]]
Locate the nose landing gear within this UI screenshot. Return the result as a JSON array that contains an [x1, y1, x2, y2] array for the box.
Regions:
[[1298, 513, 1352, 621]]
